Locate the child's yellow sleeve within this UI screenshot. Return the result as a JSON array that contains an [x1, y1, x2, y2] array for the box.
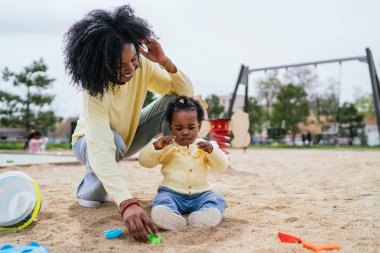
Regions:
[[138, 141, 174, 168], [206, 142, 229, 173]]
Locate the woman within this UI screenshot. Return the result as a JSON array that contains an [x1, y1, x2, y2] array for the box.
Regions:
[[63, 5, 193, 242]]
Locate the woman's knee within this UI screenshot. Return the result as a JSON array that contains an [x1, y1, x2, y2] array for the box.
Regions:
[[73, 137, 88, 165], [161, 94, 178, 103]]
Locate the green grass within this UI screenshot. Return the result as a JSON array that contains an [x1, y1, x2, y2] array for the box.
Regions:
[[46, 143, 71, 149], [0, 143, 25, 150], [0, 142, 71, 150]]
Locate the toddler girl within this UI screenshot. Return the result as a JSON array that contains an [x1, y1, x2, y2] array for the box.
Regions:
[[139, 96, 228, 230]]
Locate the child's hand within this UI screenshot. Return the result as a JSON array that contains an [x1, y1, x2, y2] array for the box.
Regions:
[[153, 136, 174, 150], [197, 141, 213, 154]]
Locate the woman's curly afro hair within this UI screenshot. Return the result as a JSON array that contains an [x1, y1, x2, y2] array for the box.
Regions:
[[63, 5, 155, 97]]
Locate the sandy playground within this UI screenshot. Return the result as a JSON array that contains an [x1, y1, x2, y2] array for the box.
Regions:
[[0, 148, 379, 252]]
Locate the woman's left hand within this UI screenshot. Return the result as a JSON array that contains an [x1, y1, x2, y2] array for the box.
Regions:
[[139, 37, 167, 65]]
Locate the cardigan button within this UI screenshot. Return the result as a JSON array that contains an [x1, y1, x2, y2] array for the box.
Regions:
[[188, 186, 191, 189], [189, 169, 192, 172]]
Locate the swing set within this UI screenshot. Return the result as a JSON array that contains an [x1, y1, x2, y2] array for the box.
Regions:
[[227, 47, 380, 144]]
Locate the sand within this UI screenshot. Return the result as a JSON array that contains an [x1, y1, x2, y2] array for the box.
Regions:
[[0, 149, 379, 252]]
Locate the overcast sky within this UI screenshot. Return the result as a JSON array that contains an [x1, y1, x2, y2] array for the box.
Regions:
[[0, 0, 379, 118]]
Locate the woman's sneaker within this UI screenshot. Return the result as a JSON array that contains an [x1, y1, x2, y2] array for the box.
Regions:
[[188, 208, 223, 227], [151, 205, 186, 230], [78, 198, 101, 208], [78, 195, 108, 208]]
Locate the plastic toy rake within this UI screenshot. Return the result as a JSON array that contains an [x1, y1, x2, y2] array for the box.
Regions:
[[278, 232, 341, 252]]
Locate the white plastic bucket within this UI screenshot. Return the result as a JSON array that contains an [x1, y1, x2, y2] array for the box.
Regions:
[[0, 171, 40, 229]]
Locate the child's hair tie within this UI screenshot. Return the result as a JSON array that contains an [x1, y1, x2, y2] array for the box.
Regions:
[[179, 98, 185, 104]]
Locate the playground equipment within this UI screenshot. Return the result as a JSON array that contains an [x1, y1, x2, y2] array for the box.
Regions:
[[209, 118, 231, 154], [230, 111, 251, 148], [228, 48, 380, 143], [198, 95, 250, 151]]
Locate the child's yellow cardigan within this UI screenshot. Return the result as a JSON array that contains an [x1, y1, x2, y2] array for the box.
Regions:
[[139, 138, 229, 194]]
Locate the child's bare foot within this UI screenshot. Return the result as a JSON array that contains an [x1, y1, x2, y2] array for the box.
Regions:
[[151, 205, 186, 230]]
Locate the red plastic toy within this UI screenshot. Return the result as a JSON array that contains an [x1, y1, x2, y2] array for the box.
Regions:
[[209, 119, 230, 154], [278, 232, 341, 252]]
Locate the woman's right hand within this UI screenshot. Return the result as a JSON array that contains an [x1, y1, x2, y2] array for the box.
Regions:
[[153, 136, 174, 150], [122, 203, 158, 242]]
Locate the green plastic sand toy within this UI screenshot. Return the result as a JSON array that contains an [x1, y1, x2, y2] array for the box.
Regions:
[[148, 234, 163, 245]]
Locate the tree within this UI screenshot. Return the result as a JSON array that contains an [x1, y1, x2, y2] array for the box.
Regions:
[[355, 94, 375, 119], [206, 95, 224, 118], [0, 90, 22, 127], [311, 80, 340, 132], [315, 93, 339, 131], [246, 97, 264, 134], [271, 84, 309, 143], [283, 67, 318, 96], [257, 72, 282, 121], [1, 59, 60, 134], [338, 102, 364, 145]]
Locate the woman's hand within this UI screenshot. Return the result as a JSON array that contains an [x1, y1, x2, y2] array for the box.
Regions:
[[121, 200, 158, 242], [139, 37, 177, 73], [197, 141, 213, 154], [139, 37, 167, 65], [153, 136, 175, 150]]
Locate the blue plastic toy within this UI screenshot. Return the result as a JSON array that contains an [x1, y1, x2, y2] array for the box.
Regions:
[[103, 228, 123, 239], [0, 242, 48, 253]]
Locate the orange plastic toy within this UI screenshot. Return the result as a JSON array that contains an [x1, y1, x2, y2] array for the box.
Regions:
[[278, 232, 341, 252]]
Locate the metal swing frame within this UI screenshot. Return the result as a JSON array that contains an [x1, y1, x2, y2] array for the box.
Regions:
[[227, 48, 380, 142]]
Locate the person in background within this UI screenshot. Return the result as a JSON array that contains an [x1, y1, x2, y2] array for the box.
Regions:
[[301, 131, 306, 146], [306, 131, 312, 145], [25, 130, 43, 153]]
